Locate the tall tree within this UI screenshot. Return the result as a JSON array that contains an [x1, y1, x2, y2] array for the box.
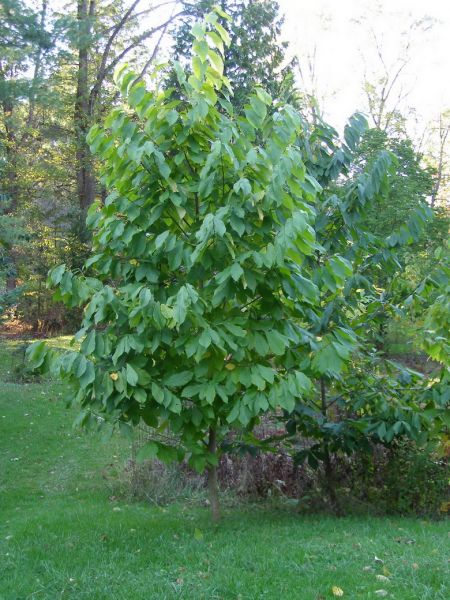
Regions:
[[71, 0, 184, 211], [427, 111, 450, 208], [0, 0, 53, 291]]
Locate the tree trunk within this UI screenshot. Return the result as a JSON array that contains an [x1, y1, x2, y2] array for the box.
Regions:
[[27, 0, 48, 128], [206, 427, 220, 522], [320, 378, 341, 515], [75, 0, 96, 212], [1, 95, 19, 290]]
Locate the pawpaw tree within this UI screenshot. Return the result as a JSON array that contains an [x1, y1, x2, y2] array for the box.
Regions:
[[28, 10, 448, 520], [27, 10, 326, 520]]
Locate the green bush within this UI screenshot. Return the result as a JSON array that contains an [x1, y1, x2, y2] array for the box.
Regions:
[[380, 440, 448, 516]]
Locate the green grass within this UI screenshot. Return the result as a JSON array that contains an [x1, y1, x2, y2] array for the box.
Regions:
[[0, 337, 448, 599]]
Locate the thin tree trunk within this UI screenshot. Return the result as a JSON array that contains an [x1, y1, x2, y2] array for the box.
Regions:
[[206, 426, 220, 522], [1, 95, 19, 290], [320, 378, 340, 515], [27, 0, 48, 127], [431, 115, 449, 207]]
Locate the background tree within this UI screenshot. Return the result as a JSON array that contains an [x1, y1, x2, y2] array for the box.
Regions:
[[0, 0, 186, 331], [0, 0, 54, 292], [426, 110, 450, 208], [70, 0, 184, 212]]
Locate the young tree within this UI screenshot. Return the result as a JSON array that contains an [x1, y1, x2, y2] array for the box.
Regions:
[[274, 116, 448, 511], [28, 10, 322, 521], [28, 11, 448, 521]]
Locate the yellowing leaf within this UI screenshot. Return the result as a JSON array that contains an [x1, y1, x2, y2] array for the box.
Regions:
[[225, 363, 236, 370], [332, 586, 344, 596]]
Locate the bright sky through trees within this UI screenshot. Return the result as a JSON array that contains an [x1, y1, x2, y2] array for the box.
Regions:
[[279, 0, 450, 131], [31, 0, 450, 133]]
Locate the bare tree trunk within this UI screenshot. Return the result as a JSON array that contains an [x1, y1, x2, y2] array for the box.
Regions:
[[27, 0, 48, 127], [320, 378, 340, 515], [206, 426, 220, 522], [75, 0, 96, 212], [431, 114, 449, 207], [1, 95, 19, 290]]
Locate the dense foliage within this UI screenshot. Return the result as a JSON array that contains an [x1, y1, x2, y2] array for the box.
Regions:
[[27, 12, 449, 520], [169, 0, 296, 111]]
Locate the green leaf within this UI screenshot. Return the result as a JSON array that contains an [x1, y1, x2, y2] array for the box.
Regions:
[[191, 22, 205, 40], [208, 49, 224, 74], [81, 331, 96, 355], [151, 382, 165, 404], [126, 364, 139, 386], [155, 230, 170, 250], [165, 371, 193, 387], [255, 87, 272, 105], [157, 444, 179, 464], [26, 341, 48, 369], [311, 343, 344, 377], [173, 286, 190, 325], [79, 361, 95, 388], [136, 441, 159, 462], [214, 22, 231, 46], [49, 264, 66, 285], [265, 330, 288, 356], [250, 95, 267, 120], [230, 263, 244, 282]]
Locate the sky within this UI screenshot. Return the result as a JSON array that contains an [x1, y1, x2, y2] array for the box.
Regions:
[[277, 0, 450, 133], [45, 0, 450, 136]]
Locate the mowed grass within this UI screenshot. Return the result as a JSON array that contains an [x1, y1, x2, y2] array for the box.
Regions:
[[0, 338, 448, 600]]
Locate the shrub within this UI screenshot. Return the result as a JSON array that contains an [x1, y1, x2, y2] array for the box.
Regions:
[[380, 440, 448, 516]]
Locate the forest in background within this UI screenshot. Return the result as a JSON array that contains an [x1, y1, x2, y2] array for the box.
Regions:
[[0, 0, 448, 337]]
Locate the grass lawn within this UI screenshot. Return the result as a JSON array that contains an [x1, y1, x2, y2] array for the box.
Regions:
[[0, 337, 448, 599]]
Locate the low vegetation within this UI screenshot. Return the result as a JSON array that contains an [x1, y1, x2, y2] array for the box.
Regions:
[[1, 338, 449, 599]]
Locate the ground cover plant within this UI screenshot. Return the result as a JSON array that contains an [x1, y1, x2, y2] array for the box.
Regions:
[[1, 337, 450, 599]]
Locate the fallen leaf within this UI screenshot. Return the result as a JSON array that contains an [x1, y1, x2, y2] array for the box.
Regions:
[[412, 563, 419, 569], [394, 537, 416, 545], [194, 528, 204, 541], [374, 590, 388, 597], [376, 575, 390, 582], [331, 586, 344, 597]]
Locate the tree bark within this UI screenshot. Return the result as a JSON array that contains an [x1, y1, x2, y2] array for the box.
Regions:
[[206, 426, 220, 522], [320, 378, 341, 515], [27, 0, 48, 128], [75, 0, 96, 212]]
